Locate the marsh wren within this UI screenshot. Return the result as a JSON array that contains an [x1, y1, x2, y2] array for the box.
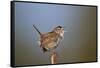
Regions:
[[33, 25, 65, 53]]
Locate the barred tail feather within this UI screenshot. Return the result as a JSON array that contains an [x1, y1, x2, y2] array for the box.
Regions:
[[33, 25, 42, 35]]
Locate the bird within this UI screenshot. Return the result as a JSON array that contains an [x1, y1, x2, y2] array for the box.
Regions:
[[33, 25, 65, 53]]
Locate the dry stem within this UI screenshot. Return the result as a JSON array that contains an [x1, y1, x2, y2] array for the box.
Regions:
[[50, 50, 57, 64]]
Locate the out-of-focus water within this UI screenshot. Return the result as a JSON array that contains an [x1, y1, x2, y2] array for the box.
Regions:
[[14, 2, 97, 66]]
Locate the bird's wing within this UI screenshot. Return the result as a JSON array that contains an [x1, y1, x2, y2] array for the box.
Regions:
[[40, 32, 58, 47]]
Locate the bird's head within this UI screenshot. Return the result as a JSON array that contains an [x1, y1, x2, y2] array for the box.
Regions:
[[53, 26, 65, 37]]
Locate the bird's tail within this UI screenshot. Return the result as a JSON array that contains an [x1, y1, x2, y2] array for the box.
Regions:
[[33, 25, 42, 35]]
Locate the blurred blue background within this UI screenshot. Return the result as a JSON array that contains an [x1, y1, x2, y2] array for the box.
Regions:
[[14, 2, 97, 66]]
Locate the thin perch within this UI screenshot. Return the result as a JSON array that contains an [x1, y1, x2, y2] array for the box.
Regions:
[[50, 51, 57, 64]]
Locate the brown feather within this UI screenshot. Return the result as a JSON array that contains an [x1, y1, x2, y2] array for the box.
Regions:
[[40, 31, 59, 50]]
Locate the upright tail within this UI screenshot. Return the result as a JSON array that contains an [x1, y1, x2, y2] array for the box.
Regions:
[[33, 25, 42, 35]]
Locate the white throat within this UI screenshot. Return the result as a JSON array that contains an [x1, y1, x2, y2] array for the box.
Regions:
[[60, 31, 64, 38]]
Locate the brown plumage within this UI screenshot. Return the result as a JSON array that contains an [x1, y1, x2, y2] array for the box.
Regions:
[[33, 25, 64, 52]]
